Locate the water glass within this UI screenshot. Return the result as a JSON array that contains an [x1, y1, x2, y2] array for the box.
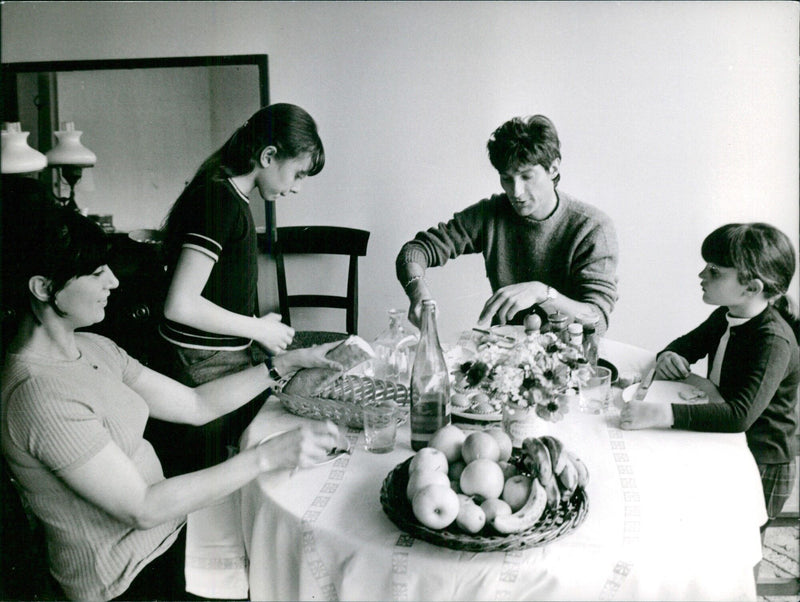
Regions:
[[579, 366, 613, 414], [363, 400, 398, 453]]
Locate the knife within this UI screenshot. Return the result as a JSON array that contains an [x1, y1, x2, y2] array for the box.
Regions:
[[632, 368, 656, 402]]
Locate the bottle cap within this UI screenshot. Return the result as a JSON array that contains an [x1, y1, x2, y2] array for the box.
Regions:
[[568, 323, 583, 335]]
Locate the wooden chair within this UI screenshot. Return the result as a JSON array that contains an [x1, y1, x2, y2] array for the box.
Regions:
[[756, 432, 800, 597], [274, 226, 370, 349]]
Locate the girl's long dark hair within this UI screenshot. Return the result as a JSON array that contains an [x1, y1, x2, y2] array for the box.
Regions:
[[701, 222, 799, 340], [160, 103, 324, 264]]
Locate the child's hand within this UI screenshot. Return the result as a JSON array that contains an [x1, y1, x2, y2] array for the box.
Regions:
[[255, 313, 295, 354], [655, 351, 690, 381], [619, 401, 674, 430]]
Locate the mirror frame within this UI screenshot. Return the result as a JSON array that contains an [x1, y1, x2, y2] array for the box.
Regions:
[[1, 54, 274, 236]]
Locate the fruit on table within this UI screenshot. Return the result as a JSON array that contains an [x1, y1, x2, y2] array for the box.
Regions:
[[522, 437, 553, 482], [501, 474, 533, 512], [455, 498, 486, 534], [448, 459, 467, 486], [460, 458, 505, 501], [491, 478, 547, 534], [566, 450, 590, 487], [461, 431, 501, 464], [480, 497, 512, 522], [484, 428, 513, 463], [407, 468, 451, 501], [412, 484, 460, 530], [557, 456, 579, 501], [539, 436, 566, 474], [428, 424, 467, 464], [409, 447, 448, 474]]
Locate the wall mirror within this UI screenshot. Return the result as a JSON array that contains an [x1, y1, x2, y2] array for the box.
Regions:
[[1, 55, 271, 234]]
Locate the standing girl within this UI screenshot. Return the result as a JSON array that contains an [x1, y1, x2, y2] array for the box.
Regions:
[[159, 103, 325, 470], [621, 223, 799, 521]]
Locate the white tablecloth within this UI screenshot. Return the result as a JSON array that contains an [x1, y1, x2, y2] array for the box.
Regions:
[[189, 338, 768, 601]]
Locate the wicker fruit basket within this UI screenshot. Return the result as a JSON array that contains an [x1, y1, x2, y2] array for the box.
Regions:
[[380, 455, 588, 552], [279, 375, 410, 429]]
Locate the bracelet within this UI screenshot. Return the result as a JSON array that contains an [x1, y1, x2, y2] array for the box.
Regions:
[[545, 285, 558, 301], [403, 275, 425, 291]]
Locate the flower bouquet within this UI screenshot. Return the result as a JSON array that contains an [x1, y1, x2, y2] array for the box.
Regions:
[[453, 331, 591, 444]]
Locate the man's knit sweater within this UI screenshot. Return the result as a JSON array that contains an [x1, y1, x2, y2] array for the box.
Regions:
[[396, 191, 618, 331]]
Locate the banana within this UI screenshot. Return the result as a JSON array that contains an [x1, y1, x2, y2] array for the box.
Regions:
[[540, 435, 566, 475], [565, 450, 590, 488], [556, 455, 578, 501], [522, 437, 552, 483], [491, 478, 547, 534], [542, 475, 561, 509]]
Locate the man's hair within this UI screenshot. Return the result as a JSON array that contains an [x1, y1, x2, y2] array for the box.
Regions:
[[487, 115, 561, 186]]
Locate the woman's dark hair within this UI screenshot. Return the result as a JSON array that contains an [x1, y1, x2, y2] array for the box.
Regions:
[[487, 115, 561, 186], [702, 222, 799, 339], [1, 176, 110, 322]]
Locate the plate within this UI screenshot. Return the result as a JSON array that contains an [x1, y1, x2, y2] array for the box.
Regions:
[[451, 409, 502, 422], [622, 380, 709, 405], [258, 430, 352, 466]]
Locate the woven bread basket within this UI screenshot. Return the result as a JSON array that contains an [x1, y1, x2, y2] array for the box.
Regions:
[[279, 375, 410, 429], [380, 456, 588, 552]]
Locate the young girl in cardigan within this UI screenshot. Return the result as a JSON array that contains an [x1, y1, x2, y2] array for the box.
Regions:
[[621, 223, 799, 521]]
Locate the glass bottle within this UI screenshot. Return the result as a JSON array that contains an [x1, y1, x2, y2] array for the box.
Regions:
[[547, 311, 570, 345], [567, 322, 583, 351], [409, 300, 451, 450], [578, 311, 600, 369], [372, 308, 417, 384]]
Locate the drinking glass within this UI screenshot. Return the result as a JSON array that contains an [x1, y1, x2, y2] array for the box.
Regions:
[[363, 400, 398, 453], [579, 366, 613, 414]]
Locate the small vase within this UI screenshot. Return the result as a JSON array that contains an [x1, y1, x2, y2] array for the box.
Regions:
[[502, 402, 555, 448]]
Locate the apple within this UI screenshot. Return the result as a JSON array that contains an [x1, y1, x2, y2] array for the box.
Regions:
[[501, 474, 533, 512], [448, 459, 467, 482], [429, 424, 467, 464], [459, 458, 505, 501], [412, 484, 460, 530], [480, 497, 512, 522], [409, 447, 448, 474], [406, 468, 451, 501], [461, 431, 501, 464], [498, 461, 520, 481], [455, 499, 486, 534], [484, 428, 513, 463]]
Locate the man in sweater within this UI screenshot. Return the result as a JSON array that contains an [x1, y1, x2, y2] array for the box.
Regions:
[[395, 114, 619, 334]]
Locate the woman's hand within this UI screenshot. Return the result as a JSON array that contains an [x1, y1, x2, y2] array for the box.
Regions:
[[255, 421, 340, 472], [254, 313, 295, 354], [655, 351, 691, 381], [619, 401, 674, 430], [272, 340, 344, 375]]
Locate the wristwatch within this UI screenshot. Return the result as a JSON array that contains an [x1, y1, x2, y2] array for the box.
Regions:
[[264, 356, 282, 382], [545, 285, 558, 302]]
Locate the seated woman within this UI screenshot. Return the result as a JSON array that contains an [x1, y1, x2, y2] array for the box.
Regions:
[[0, 191, 344, 601]]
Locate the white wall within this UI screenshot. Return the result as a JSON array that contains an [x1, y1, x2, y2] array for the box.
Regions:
[[3, 1, 798, 354]]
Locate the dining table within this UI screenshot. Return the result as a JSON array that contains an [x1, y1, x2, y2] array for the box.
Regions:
[[184, 336, 768, 601]]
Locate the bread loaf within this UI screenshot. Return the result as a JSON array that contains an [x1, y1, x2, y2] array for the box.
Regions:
[[282, 336, 374, 397]]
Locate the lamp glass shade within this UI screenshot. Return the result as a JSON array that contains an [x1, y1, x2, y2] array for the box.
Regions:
[[46, 122, 96, 168], [1, 122, 48, 174]]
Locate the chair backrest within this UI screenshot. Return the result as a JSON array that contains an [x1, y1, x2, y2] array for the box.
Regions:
[[274, 226, 370, 335]]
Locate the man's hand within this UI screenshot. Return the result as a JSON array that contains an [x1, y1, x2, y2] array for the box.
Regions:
[[405, 278, 433, 329], [478, 282, 547, 325]]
